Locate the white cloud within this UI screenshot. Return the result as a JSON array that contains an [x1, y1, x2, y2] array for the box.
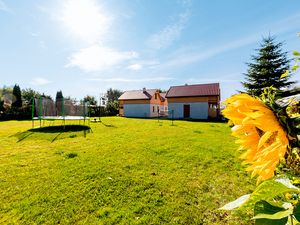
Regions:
[[147, 11, 189, 50], [86, 77, 174, 82], [128, 63, 142, 71], [29, 32, 39, 37], [30, 77, 52, 86], [158, 34, 260, 69], [66, 45, 139, 72], [58, 0, 112, 44], [152, 12, 300, 71], [177, 0, 193, 7], [39, 40, 47, 49], [0, 0, 12, 13]]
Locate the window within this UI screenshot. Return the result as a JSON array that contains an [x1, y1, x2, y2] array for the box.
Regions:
[[153, 106, 155, 112], [157, 106, 159, 113]]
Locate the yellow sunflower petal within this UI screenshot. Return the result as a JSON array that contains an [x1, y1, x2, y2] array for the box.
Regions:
[[222, 93, 289, 184]]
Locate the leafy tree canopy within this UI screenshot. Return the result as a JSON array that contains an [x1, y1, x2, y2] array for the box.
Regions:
[[82, 95, 97, 105], [22, 88, 41, 104], [106, 88, 123, 102]]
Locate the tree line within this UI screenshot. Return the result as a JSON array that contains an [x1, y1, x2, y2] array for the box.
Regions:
[[0, 86, 123, 120]]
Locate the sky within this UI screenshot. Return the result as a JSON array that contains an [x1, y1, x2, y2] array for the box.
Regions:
[[0, 0, 299, 101]]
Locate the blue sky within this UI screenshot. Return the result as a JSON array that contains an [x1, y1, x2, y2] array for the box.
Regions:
[[0, 0, 299, 101]]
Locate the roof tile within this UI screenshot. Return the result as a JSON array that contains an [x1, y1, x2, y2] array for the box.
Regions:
[[166, 83, 220, 98], [118, 89, 157, 100]]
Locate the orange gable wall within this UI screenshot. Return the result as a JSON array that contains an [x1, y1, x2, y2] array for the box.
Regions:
[[150, 91, 166, 105], [162, 97, 168, 106]]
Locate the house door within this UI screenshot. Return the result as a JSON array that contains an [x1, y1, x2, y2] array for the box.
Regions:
[[183, 104, 190, 118]]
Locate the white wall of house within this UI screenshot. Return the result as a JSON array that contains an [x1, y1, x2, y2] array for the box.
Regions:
[[150, 104, 161, 117], [124, 104, 150, 117], [168, 102, 208, 119], [159, 105, 168, 116]]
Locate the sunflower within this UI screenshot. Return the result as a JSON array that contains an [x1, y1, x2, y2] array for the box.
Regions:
[[223, 94, 289, 184]]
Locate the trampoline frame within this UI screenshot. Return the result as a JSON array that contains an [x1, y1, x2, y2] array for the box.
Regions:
[[32, 96, 90, 128]]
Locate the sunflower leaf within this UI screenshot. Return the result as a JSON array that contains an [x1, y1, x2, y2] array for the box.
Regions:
[[219, 194, 250, 210], [294, 202, 300, 222], [293, 51, 300, 56], [292, 64, 300, 71], [280, 70, 289, 79], [253, 200, 289, 225], [236, 178, 300, 211]]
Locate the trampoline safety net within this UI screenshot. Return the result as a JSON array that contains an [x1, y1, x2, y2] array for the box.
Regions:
[[32, 97, 90, 126]]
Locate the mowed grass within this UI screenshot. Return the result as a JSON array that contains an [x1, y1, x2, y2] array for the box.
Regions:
[[0, 117, 255, 224]]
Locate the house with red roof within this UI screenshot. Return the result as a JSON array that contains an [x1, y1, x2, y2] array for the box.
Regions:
[[118, 88, 167, 117], [165, 83, 220, 119]]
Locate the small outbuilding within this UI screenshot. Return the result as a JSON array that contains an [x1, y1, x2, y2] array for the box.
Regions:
[[118, 88, 167, 118], [165, 83, 220, 120]]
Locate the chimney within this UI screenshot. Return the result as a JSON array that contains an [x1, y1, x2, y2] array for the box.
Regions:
[[142, 87, 146, 92]]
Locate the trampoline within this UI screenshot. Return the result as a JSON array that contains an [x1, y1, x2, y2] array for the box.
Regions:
[[32, 97, 90, 128]]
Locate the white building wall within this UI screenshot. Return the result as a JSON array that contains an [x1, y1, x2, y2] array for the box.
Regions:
[[168, 103, 183, 119], [159, 105, 168, 116], [190, 102, 208, 119], [150, 104, 160, 117], [168, 102, 208, 119], [124, 104, 150, 117]]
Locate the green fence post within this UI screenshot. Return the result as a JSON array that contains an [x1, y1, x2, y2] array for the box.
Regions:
[[83, 101, 86, 125], [32, 97, 34, 128], [39, 96, 42, 128], [62, 97, 65, 129], [88, 101, 90, 127]]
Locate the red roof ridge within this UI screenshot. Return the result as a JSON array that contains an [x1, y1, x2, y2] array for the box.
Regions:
[[169, 82, 219, 88]]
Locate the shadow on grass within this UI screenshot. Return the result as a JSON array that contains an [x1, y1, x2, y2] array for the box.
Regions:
[[194, 130, 203, 134], [29, 125, 90, 133], [14, 125, 91, 143], [101, 122, 117, 128]]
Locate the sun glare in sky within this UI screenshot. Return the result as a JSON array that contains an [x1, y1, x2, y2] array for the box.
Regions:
[[59, 0, 111, 43]]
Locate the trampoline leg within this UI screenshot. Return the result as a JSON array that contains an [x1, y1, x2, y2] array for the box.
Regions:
[[32, 120, 34, 128], [40, 119, 41, 128]]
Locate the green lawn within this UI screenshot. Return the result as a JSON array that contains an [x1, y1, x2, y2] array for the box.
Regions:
[[0, 117, 255, 224]]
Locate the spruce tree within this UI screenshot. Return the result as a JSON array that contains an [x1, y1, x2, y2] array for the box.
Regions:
[[55, 90, 63, 115], [55, 90, 63, 102], [12, 84, 22, 107], [242, 36, 295, 96]]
